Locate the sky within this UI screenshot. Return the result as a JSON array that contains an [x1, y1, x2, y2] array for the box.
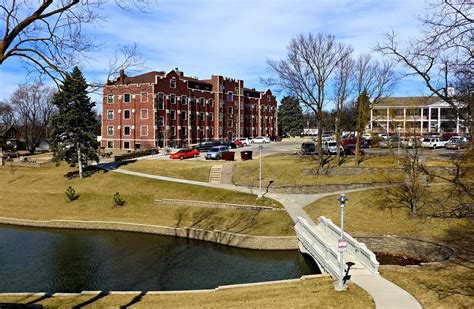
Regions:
[[0, 0, 432, 110]]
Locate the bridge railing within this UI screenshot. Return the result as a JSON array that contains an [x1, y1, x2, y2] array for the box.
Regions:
[[295, 217, 340, 278], [319, 216, 380, 274]]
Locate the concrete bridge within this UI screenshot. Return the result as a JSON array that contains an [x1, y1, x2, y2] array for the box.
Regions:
[[295, 216, 379, 279], [294, 215, 421, 309]]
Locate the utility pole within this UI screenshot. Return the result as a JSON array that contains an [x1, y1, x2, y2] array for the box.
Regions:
[[336, 194, 349, 291]]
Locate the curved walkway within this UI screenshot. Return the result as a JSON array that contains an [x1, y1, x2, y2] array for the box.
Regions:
[[104, 164, 422, 309]]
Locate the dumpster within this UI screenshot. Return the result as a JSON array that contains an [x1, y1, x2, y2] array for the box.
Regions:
[[221, 151, 235, 161], [240, 150, 253, 161]]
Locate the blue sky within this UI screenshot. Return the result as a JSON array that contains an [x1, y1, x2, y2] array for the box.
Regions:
[[0, 0, 431, 109]]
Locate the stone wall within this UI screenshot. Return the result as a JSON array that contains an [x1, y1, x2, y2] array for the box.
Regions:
[[355, 235, 455, 262], [0, 217, 299, 250], [270, 182, 384, 194], [155, 198, 283, 211]]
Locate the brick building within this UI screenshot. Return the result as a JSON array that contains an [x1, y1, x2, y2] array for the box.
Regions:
[[101, 68, 278, 150]]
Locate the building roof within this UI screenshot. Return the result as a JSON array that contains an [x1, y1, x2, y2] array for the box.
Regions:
[[108, 71, 165, 85], [375, 96, 442, 108]]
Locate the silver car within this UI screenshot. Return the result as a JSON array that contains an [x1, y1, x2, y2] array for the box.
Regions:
[[445, 137, 469, 150], [204, 146, 229, 160]]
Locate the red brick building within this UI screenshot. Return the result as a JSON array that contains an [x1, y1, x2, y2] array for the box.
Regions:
[[101, 68, 278, 150]]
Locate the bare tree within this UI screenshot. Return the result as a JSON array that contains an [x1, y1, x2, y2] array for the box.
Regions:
[[353, 54, 397, 166], [0, 101, 16, 127], [376, 0, 473, 139], [0, 1, 148, 84], [266, 33, 352, 169], [332, 52, 354, 165], [10, 83, 56, 153]]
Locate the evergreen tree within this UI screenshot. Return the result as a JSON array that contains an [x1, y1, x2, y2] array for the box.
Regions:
[[278, 96, 304, 137], [51, 67, 99, 178], [354, 90, 370, 167]]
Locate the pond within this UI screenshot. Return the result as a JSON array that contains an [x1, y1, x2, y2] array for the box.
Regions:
[[0, 225, 320, 292]]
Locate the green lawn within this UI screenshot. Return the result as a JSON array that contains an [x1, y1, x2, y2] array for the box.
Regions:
[[0, 276, 373, 308], [120, 159, 219, 182], [0, 165, 293, 236]]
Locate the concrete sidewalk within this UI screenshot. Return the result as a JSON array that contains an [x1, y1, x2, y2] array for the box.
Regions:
[[104, 165, 422, 309]]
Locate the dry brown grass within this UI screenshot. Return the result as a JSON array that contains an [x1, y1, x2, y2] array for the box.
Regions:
[[0, 164, 293, 236], [380, 264, 474, 309], [232, 154, 404, 187], [0, 276, 374, 308]]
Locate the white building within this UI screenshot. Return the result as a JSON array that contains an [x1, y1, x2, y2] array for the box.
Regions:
[[370, 96, 468, 135]]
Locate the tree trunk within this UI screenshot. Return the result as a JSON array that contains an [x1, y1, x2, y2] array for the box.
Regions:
[[355, 133, 361, 167], [335, 116, 341, 165], [77, 143, 83, 179]]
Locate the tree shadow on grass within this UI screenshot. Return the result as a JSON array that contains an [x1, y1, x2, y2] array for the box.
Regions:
[[64, 160, 138, 179], [72, 291, 109, 308]]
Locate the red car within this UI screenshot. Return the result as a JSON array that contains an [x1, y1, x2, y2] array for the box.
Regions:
[[340, 138, 356, 147], [233, 140, 244, 148], [169, 148, 200, 160]]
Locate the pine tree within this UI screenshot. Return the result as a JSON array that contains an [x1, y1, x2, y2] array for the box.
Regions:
[[354, 90, 370, 167], [278, 96, 304, 137], [51, 67, 99, 178]]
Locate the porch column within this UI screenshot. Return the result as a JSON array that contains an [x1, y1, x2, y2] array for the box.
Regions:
[[370, 109, 373, 130], [437, 108, 441, 133], [428, 107, 432, 133], [386, 108, 390, 134], [403, 108, 406, 133], [456, 114, 460, 134], [420, 108, 424, 132]]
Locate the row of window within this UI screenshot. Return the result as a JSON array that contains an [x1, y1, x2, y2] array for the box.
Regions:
[[107, 125, 149, 137]]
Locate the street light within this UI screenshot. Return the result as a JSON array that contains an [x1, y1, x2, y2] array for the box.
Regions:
[[336, 194, 349, 291], [397, 125, 401, 165], [258, 145, 263, 198]]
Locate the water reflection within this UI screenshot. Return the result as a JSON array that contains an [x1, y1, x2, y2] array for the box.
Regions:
[[0, 225, 319, 292]]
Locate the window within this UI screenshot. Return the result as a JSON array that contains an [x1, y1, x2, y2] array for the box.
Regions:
[[124, 126, 131, 135], [267, 95, 271, 102], [124, 93, 131, 103], [228, 106, 233, 114], [190, 97, 196, 105], [107, 110, 114, 120], [227, 92, 233, 101], [181, 95, 187, 105], [181, 126, 187, 136], [141, 93, 148, 102], [158, 116, 164, 126], [209, 99, 214, 107], [170, 126, 176, 136], [227, 119, 233, 128], [157, 93, 164, 110], [107, 94, 114, 104], [209, 126, 214, 135], [170, 110, 176, 120], [124, 141, 130, 149], [234, 101, 238, 108], [124, 110, 131, 119], [140, 125, 148, 136], [200, 112, 204, 121], [107, 126, 114, 136], [209, 112, 214, 121], [190, 112, 195, 121], [170, 79, 176, 88], [181, 111, 187, 120], [170, 94, 176, 104], [200, 98, 205, 106], [140, 109, 148, 119], [107, 141, 114, 148]]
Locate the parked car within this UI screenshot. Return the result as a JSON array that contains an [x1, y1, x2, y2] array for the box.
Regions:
[[204, 146, 230, 160], [422, 137, 446, 149], [221, 141, 237, 149], [323, 141, 342, 155], [301, 142, 316, 155], [379, 137, 400, 148], [251, 136, 270, 144], [340, 138, 357, 147], [343, 144, 365, 156], [445, 137, 469, 150], [400, 137, 422, 148], [169, 148, 200, 160], [234, 137, 250, 146], [193, 141, 221, 152], [233, 140, 244, 148], [270, 135, 283, 142]]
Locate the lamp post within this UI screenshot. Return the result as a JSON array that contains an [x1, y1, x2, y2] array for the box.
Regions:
[[258, 145, 263, 198], [397, 125, 401, 165], [337, 194, 349, 290]]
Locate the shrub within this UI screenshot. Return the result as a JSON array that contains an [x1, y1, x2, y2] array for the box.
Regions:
[[65, 186, 79, 202], [113, 192, 126, 207]]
